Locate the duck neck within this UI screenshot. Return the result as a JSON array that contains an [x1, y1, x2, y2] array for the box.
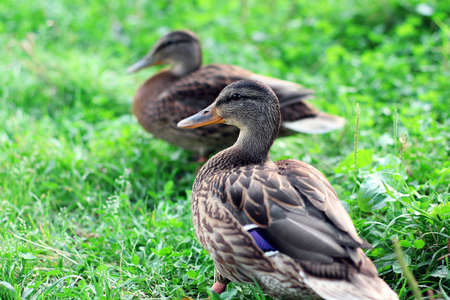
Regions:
[[231, 126, 275, 164], [197, 122, 279, 182], [170, 45, 202, 76]]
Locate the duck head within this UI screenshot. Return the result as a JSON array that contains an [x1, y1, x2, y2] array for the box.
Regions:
[[127, 30, 202, 76], [178, 79, 281, 156]]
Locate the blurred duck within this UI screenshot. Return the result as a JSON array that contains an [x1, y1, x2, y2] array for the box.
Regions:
[[177, 79, 398, 300], [128, 30, 345, 159]]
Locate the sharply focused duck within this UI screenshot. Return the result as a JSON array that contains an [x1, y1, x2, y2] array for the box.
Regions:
[[128, 30, 345, 158], [177, 80, 398, 300]]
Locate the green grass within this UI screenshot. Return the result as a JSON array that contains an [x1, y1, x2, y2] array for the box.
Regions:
[[1, 0, 449, 299]]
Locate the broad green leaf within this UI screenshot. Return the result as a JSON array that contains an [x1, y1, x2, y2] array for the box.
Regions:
[[334, 149, 374, 173], [0, 281, 15, 292], [164, 180, 174, 195], [78, 279, 86, 288], [47, 270, 61, 276], [430, 266, 449, 278], [357, 174, 395, 212], [132, 255, 140, 266], [370, 247, 385, 257], [442, 205, 450, 215], [393, 254, 411, 274], [431, 203, 450, 218], [413, 239, 425, 249], [158, 247, 172, 256], [19, 252, 37, 260], [97, 264, 108, 272], [399, 240, 412, 247], [186, 270, 197, 278]]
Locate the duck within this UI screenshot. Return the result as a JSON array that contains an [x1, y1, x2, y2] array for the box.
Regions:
[[128, 30, 345, 159], [177, 79, 398, 300]]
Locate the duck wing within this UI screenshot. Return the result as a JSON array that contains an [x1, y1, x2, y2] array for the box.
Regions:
[[212, 161, 371, 276], [252, 74, 346, 134], [275, 159, 366, 246]]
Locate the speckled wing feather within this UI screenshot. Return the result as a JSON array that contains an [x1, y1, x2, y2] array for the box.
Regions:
[[203, 161, 371, 279], [275, 159, 369, 246], [188, 77, 397, 299]]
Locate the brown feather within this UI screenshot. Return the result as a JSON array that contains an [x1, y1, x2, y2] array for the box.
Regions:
[[130, 30, 345, 157], [187, 79, 398, 299]]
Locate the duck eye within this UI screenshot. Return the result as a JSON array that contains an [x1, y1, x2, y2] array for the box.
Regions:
[[231, 93, 241, 100]]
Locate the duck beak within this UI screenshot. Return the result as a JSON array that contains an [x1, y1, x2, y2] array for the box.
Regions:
[[127, 53, 162, 74], [177, 103, 224, 128]]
